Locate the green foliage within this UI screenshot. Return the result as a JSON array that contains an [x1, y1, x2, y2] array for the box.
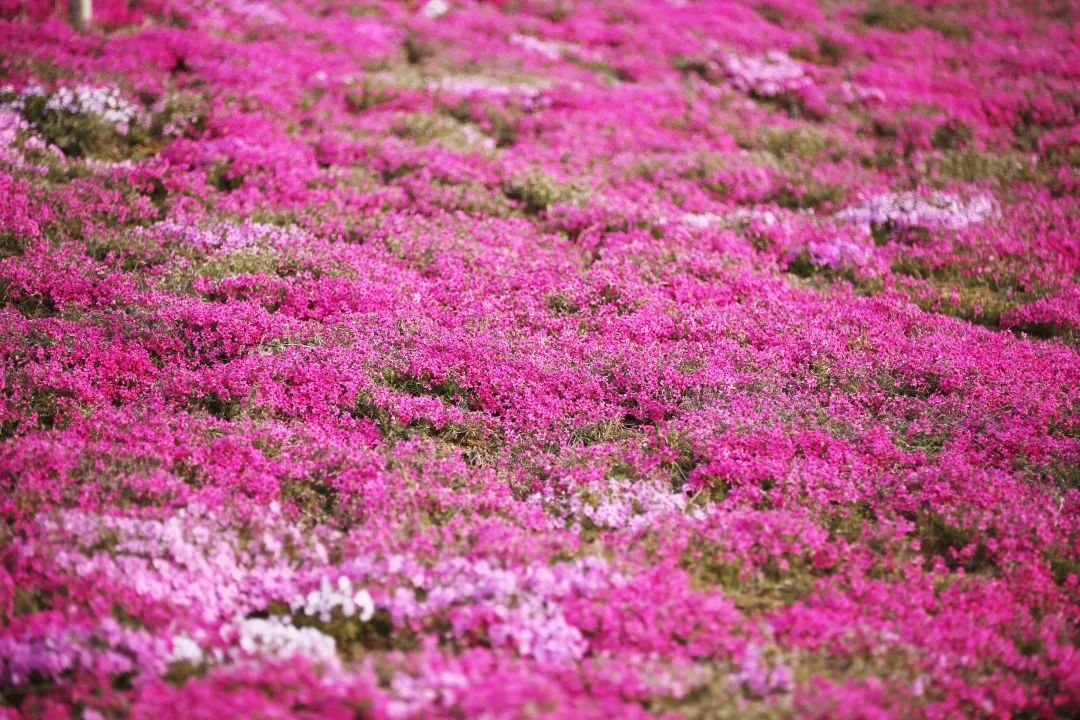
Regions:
[[438, 98, 520, 147], [1007, 320, 1078, 348], [1045, 548, 1080, 587], [0, 230, 23, 260], [279, 603, 418, 655], [660, 429, 699, 492], [14, 91, 126, 159], [861, 1, 971, 40], [682, 547, 819, 613], [163, 660, 208, 686], [822, 501, 877, 542], [161, 245, 324, 293], [189, 392, 245, 421], [568, 419, 631, 446], [5, 88, 198, 161], [345, 78, 398, 112], [754, 4, 786, 25], [815, 35, 847, 66], [502, 170, 582, 214], [148, 93, 207, 139], [403, 32, 434, 65], [772, 180, 845, 211], [545, 293, 580, 316], [758, 125, 835, 159], [350, 391, 397, 437], [392, 112, 468, 146], [380, 369, 474, 408], [563, 53, 634, 83], [349, 373, 499, 463], [208, 158, 244, 191], [914, 512, 996, 573], [931, 121, 972, 151], [86, 230, 178, 272], [936, 149, 1033, 184], [281, 476, 341, 524], [889, 254, 1046, 330], [11, 586, 59, 618]]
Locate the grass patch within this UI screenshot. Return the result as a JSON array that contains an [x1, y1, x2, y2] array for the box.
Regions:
[[568, 419, 632, 446], [890, 255, 1043, 329], [789, 35, 847, 66], [757, 126, 835, 160], [822, 501, 877, 543], [390, 111, 481, 151], [1045, 548, 1080, 587], [914, 511, 996, 573], [439, 98, 520, 148], [281, 476, 341, 524], [502, 170, 584, 214], [682, 549, 819, 613], [936, 149, 1034, 185], [771, 179, 845, 211], [861, 1, 971, 40], [379, 369, 475, 408]]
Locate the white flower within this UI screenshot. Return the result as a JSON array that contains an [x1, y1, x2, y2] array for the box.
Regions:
[[42, 85, 138, 134], [235, 617, 339, 667], [169, 634, 204, 665], [355, 588, 375, 621], [291, 576, 376, 622], [510, 34, 564, 61], [421, 0, 449, 19], [838, 191, 997, 230], [724, 51, 808, 98]]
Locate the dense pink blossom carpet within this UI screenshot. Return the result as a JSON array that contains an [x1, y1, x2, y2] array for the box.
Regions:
[[1, 0, 1078, 717]]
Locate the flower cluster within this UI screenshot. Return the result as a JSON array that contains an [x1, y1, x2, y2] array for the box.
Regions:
[[802, 237, 872, 270], [2, 83, 138, 134], [728, 643, 794, 698], [43, 85, 139, 134], [291, 576, 376, 623], [0, 0, 1077, 717], [724, 51, 810, 98], [1, 619, 170, 687], [838, 190, 998, 230], [235, 617, 340, 668]]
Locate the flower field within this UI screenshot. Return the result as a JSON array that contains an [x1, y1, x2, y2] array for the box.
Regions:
[[0, 0, 1078, 717]]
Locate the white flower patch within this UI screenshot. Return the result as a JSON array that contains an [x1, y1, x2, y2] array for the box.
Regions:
[[510, 34, 565, 61], [803, 237, 872, 269], [488, 596, 586, 665], [838, 191, 997, 230], [0, 108, 49, 172], [43, 85, 138, 134], [2, 83, 139, 135], [360, 554, 622, 664], [681, 213, 717, 229], [1, 619, 171, 687], [570, 478, 702, 532], [235, 617, 339, 668], [421, 0, 449, 18], [724, 51, 809, 98], [291, 576, 375, 623], [33, 506, 321, 625], [840, 81, 886, 105], [680, 208, 780, 229], [429, 75, 546, 99], [0, 108, 28, 149], [169, 634, 205, 665], [389, 669, 470, 719], [223, 0, 285, 24], [141, 218, 311, 254]]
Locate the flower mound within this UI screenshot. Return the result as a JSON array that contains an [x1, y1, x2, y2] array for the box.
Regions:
[[1, 0, 1078, 718]]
